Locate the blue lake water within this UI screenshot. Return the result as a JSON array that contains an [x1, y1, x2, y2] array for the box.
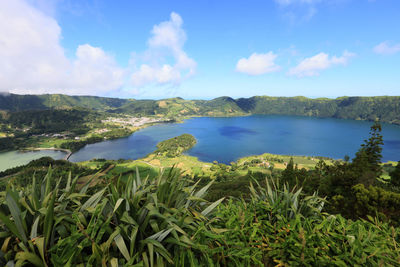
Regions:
[[0, 150, 67, 172], [69, 115, 400, 164]]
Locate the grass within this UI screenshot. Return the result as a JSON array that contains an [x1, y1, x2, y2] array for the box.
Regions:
[[236, 152, 336, 170], [76, 151, 339, 182], [36, 138, 67, 148], [141, 154, 211, 175]]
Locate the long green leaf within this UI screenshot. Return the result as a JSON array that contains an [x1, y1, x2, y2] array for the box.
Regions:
[[15, 251, 44, 267], [194, 180, 214, 199], [80, 187, 107, 211], [30, 216, 40, 239], [0, 211, 24, 242], [44, 189, 57, 248], [114, 233, 131, 261], [6, 192, 27, 243], [201, 198, 224, 216]]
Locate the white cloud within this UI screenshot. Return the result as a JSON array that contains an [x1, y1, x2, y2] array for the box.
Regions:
[[130, 12, 196, 88], [0, 2, 195, 95], [69, 45, 125, 93], [0, 0, 124, 95], [373, 41, 400, 55], [236, 52, 281, 75], [289, 51, 355, 77]]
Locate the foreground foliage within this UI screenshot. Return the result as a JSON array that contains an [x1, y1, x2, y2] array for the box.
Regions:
[[1, 167, 400, 266], [0, 167, 223, 266], [210, 198, 400, 266]]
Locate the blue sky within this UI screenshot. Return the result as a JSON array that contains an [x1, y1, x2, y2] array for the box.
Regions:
[[1, 0, 399, 99]]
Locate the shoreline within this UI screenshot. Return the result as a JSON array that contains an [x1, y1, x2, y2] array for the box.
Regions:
[[63, 115, 400, 165], [22, 147, 72, 160], [0, 118, 172, 161], [1, 114, 399, 168]]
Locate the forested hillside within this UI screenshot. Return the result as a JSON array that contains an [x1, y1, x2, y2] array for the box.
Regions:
[[1, 93, 400, 124], [237, 96, 400, 124], [0, 93, 129, 112]]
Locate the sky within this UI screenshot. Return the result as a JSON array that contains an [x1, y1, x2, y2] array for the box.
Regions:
[[0, 0, 399, 99]]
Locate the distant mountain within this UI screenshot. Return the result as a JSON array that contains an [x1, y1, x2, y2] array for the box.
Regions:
[[1, 93, 399, 124], [236, 96, 400, 124], [0, 94, 129, 112]]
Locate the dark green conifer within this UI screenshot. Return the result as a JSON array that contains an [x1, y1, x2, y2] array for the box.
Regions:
[[390, 161, 400, 187], [281, 157, 295, 185], [352, 121, 384, 179]]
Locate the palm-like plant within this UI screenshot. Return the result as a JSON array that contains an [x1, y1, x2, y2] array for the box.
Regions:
[[105, 167, 224, 266], [0, 166, 224, 266], [249, 177, 325, 222], [0, 166, 92, 266]]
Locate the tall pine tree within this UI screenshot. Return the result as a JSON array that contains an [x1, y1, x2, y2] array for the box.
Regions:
[[352, 121, 384, 182]]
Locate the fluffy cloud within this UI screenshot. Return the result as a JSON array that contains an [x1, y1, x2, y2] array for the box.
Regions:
[[0, 0, 124, 95], [288, 51, 355, 77], [69, 45, 124, 93], [130, 12, 196, 88], [0, 1, 195, 95], [236, 52, 281, 75], [373, 41, 400, 55]]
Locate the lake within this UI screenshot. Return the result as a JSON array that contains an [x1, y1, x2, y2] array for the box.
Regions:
[[69, 115, 400, 164], [0, 150, 67, 172]]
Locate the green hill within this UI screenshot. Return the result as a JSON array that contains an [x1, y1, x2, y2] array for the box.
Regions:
[[237, 95, 400, 124], [0, 93, 129, 112], [1, 93, 400, 124]]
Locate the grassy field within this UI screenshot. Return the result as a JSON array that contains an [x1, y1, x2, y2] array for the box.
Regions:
[[236, 153, 335, 169], [36, 137, 67, 148], [75, 149, 400, 189], [75, 151, 340, 185]]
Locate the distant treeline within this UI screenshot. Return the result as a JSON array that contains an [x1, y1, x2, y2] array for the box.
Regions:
[[1, 94, 400, 124]]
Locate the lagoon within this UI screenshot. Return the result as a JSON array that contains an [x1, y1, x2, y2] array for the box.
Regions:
[[69, 115, 400, 164], [0, 150, 67, 172]]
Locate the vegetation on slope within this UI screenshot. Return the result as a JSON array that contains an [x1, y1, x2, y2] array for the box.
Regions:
[[1, 108, 96, 134], [0, 93, 129, 112], [0, 108, 138, 152], [0, 108, 99, 151], [1, 162, 400, 265], [237, 95, 400, 124], [2, 94, 400, 124]]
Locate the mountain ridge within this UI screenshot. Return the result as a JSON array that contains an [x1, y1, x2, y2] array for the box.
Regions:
[[1, 93, 399, 124]]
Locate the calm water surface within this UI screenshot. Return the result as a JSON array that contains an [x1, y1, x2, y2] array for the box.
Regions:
[[70, 115, 400, 164], [0, 150, 67, 172]]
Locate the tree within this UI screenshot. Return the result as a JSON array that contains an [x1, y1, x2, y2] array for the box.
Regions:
[[390, 161, 400, 187], [352, 121, 384, 179], [281, 158, 295, 185]]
